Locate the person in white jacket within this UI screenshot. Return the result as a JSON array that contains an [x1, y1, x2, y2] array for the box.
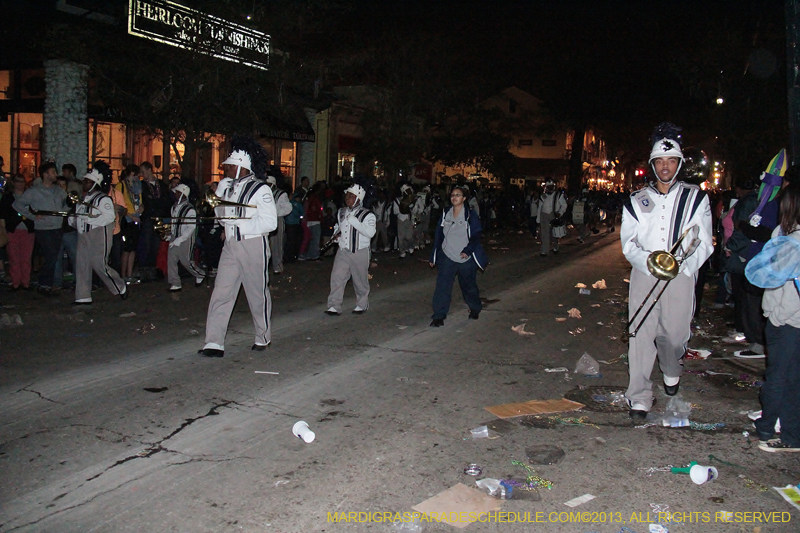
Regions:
[[199, 138, 278, 357], [266, 174, 292, 274], [537, 179, 567, 255], [70, 168, 127, 304], [620, 123, 713, 421], [325, 184, 376, 315], [166, 184, 205, 291]]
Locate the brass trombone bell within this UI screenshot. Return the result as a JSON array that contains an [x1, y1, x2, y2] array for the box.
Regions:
[[646, 250, 679, 281], [201, 189, 256, 210]]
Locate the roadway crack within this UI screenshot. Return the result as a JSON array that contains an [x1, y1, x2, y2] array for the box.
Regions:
[[15, 384, 64, 404]]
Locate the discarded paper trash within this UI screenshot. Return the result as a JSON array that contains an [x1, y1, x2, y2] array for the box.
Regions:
[[564, 493, 595, 507], [511, 323, 535, 336], [567, 308, 582, 318], [555, 317, 567, 322], [412, 483, 502, 529], [773, 485, 800, 512], [592, 279, 607, 289], [575, 283, 587, 288], [485, 398, 584, 419]]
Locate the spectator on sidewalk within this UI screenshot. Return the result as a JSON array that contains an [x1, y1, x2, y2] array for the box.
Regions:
[[0, 174, 35, 290]]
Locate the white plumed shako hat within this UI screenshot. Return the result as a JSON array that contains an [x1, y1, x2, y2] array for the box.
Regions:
[[345, 183, 366, 203]]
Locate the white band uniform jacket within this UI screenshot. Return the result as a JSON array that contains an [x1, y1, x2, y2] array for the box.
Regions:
[[69, 191, 116, 233], [215, 174, 278, 240], [335, 206, 376, 252], [621, 181, 713, 278], [169, 199, 196, 247]]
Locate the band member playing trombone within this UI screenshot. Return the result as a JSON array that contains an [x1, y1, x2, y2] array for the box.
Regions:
[[70, 163, 127, 304], [198, 136, 277, 357], [325, 182, 376, 315], [166, 184, 205, 292], [621, 123, 712, 421]]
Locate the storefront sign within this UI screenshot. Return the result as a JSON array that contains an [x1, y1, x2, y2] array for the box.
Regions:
[[128, 0, 270, 70]]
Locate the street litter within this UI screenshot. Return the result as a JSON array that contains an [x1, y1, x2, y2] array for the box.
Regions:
[[555, 317, 567, 322], [476, 478, 512, 499], [526, 444, 565, 465], [412, 483, 502, 528], [510, 460, 553, 489], [773, 484, 800, 512], [574, 352, 600, 376], [705, 370, 732, 376], [575, 283, 587, 288], [485, 398, 584, 419], [464, 463, 483, 476], [118, 312, 137, 318], [292, 420, 315, 443], [188, 329, 199, 335], [470, 425, 489, 439], [591, 303, 601, 307], [136, 323, 156, 334], [592, 279, 607, 289], [548, 415, 599, 428], [274, 480, 290, 487], [598, 355, 625, 365], [569, 327, 586, 335], [649, 525, 669, 533], [397, 325, 408, 329], [579, 288, 591, 295], [739, 474, 769, 492], [544, 367, 569, 373], [564, 493, 595, 507], [511, 323, 535, 336], [662, 396, 692, 427], [689, 464, 719, 485], [0, 314, 23, 326], [255, 371, 279, 374], [689, 422, 726, 431], [597, 321, 604, 325], [684, 349, 711, 360]]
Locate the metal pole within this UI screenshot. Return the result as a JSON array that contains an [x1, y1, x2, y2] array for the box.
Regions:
[[787, 0, 800, 166]]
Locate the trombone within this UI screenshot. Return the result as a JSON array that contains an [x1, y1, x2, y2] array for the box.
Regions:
[[624, 226, 699, 341], [30, 207, 99, 218], [200, 189, 256, 210]]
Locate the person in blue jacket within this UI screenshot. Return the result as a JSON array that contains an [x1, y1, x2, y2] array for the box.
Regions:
[[429, 184, 488, 327]]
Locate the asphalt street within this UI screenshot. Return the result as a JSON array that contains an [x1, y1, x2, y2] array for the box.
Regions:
[[0, 228, 797, 533]]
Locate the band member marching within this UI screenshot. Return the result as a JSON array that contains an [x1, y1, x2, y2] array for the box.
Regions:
[[266, 173, 292, 275], [325, 181, 376, 315], [166, 184, 205, 291], [71, 163, 128, 304], [198, 135, 277, 357], [621, 123, 713, 421]]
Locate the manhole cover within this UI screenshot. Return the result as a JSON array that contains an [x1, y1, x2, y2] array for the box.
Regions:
[[564, 386, 628, 412]]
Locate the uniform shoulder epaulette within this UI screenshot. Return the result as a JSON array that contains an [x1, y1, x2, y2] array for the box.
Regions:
[[679, 181, 701, 191]]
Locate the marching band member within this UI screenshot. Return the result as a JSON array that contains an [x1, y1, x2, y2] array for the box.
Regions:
[[166, 184, 205, 291], [325, 183, 376, 315], [621, 123, 713, 421], [198, 136, 277, 357], [266, 174, 292, 275], [71, 164, 127, 304]]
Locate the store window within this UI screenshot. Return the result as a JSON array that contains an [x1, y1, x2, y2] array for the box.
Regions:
[[12, 113, 43, 181], [338, 153, 355, 179], [20, 69, 46, 100], [260, 138, 296, 186], [89, 120, 127, 178], [0, 70, 11, 100]]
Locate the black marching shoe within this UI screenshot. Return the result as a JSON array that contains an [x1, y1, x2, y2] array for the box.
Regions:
[[251, 344, 268, 351], [198, 348, 224, 358], [664, 382, 680, 396], [468, 309, 480, 320], [629, 409, 648, 422], [430, 318, 444, 327]]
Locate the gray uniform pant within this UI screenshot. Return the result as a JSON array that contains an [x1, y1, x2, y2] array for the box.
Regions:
[[327, 247, 370, 312], [397, 218, 414, 252], [269, 217, 285, 273], [167, 237, 205, 287], [626, 267, 695, 409], [204, 236, 272, 349], [414, 212, 430, 247], [75, 225, 125, 301], [539, 211, 554, 255]]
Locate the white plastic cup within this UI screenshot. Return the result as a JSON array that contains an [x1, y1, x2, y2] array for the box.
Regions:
[[292, 420, 315, 443], [689, 464, 718, 485], [470, 425, 489, 439]]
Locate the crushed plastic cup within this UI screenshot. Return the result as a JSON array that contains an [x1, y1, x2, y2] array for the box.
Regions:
[[579, 288, 591, 295], [470, 425, 489, 439], [292, 420, 315, 443], [689, 464, 718, 485]]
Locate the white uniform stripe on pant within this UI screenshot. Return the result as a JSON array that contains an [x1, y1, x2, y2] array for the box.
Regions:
[[327, 247, 370, 312], [168, 236, 205, 287]]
